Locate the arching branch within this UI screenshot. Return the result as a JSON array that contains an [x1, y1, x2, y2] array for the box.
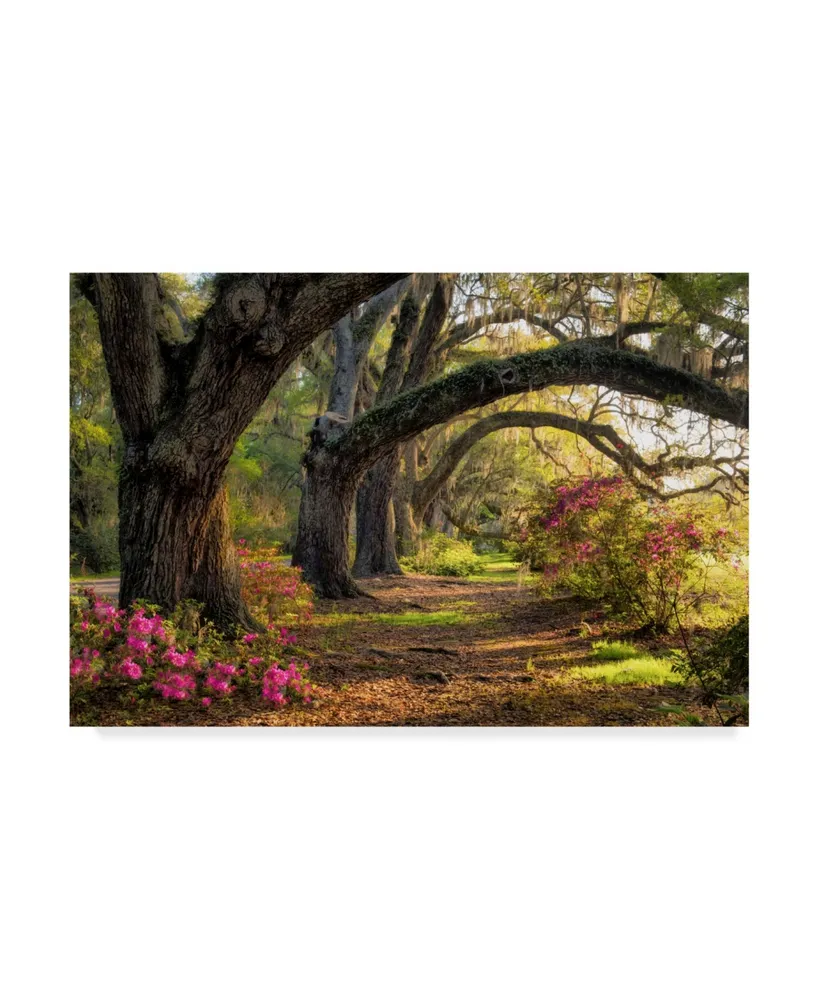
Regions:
[[413, 407, 747, 521], [328, 341, 748, 480]]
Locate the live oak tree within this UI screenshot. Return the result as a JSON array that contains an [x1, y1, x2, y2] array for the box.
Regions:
[[291, 339, 748, 597], [82, 272, 407, 630], [297, 272, 749, 590]]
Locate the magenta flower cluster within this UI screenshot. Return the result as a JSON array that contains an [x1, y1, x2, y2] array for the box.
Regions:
[[539, 477, 626, 530], [262, 661, 313, 706], [70, 590, 315, 712]]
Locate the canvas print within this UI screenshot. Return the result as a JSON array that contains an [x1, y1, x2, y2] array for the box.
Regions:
[[70, 273, 749, 726]]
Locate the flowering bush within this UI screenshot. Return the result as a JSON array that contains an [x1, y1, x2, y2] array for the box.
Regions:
[[70, 590, 314, 716], [520, 477, 744, 632], [236, 539, 313, 628]]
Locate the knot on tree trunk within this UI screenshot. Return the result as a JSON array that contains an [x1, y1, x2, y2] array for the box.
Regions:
[[224, 277, 269, 329], [255, 322, 285, 357]]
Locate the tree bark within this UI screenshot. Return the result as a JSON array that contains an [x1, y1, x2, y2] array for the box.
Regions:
[[393, 491, 418, 557], [291, 450, 363, 598], [326, 280, 407, 420], [394, 440, 419, 556], [351, 451, 403, 577]]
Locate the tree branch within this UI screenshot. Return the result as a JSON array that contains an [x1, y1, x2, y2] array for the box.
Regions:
[[94, 273, 168, 441], [327, 341, 749, 478], [327, 279, 409, 419]]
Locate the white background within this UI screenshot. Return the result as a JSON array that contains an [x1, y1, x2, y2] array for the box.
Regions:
[[2, 2, 816, 998]]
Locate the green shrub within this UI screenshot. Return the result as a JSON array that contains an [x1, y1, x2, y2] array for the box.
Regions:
[[70, 515, 120, 573], [670, 614, 749, 703], [402, 533, 483, 577]]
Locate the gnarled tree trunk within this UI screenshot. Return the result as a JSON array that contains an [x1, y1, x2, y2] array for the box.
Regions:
[[92, 271, 408, 629], [351, 451, 403, 577], [118, 461, 255, 630], [291, 450, 363, 598]]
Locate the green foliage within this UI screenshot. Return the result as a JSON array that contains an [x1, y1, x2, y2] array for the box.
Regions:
[[158, 272, 212, 321], [402, 532, 483, 577], [670, 614, 749, 704], [70, 280, 121, 572]]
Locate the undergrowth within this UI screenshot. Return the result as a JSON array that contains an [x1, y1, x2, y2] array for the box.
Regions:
[[569, 656, 683, 686], [401, 534, 483, 577]]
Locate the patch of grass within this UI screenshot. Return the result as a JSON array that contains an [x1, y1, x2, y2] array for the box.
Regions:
[[463, 553, 535, 584], [476, 552, 509, 563], [479, 560, 518, 573], [589, 640, 641, 661], [569, 656, 685, 687], [466, 572, 516, 583]]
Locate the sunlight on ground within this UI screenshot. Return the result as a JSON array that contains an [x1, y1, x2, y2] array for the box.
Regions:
[[470, 635, 583, 653], [464, 553, 535, 584], [311, 609, 498, 627]]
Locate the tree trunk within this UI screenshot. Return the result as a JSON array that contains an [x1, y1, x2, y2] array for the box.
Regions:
[[183, 486, 257, 630], [394, 441, 419, 556], [393, 493, 418, 557], [291, 451, 362, 598], [117, 450, 258, 632], [351, 450, 403, 577]]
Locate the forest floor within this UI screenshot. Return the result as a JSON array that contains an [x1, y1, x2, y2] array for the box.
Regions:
[[270, 566, 718, 727], [74, 558, 722, 726]]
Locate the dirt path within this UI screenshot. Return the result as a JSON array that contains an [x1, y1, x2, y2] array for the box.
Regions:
[[226, 570, 710, 727]]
